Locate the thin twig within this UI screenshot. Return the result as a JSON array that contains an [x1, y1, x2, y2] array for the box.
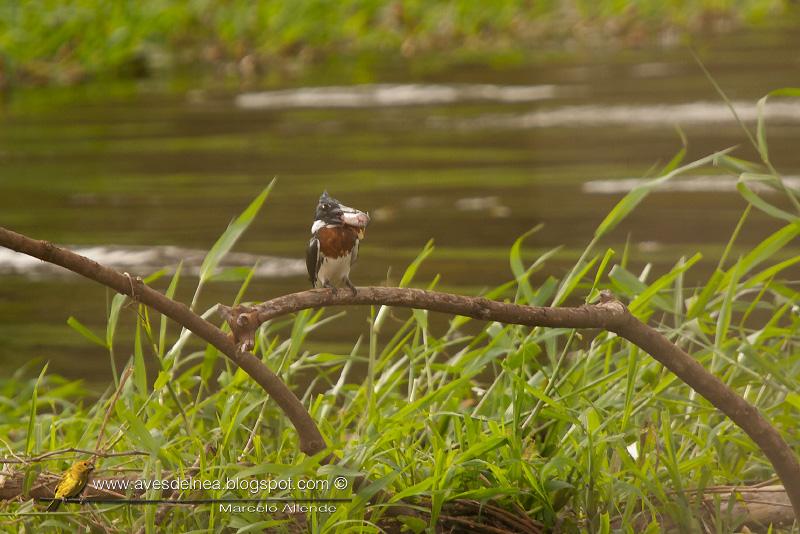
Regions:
[[0, 448, 149, 465]]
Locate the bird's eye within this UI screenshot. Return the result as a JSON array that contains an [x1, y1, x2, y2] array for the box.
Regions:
[[322, 203, 330, 209]]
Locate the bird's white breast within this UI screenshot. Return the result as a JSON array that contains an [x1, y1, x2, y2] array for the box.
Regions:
[[316, 252, 352, 287]]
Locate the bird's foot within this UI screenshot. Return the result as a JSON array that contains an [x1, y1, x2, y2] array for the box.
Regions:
[[345, 278, 357, 296], [323, 281, 338, 295]]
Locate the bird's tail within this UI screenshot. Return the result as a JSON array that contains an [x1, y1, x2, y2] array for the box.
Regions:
[[46, 499, 61, 512]]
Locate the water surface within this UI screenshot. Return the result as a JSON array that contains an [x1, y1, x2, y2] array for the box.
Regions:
[[2, 29, 799, 382]]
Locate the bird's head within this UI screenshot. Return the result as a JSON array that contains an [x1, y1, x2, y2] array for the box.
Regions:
[[315, 191, 345, 226], [313, 191, 370, 237], [75, 460, 95, 472]]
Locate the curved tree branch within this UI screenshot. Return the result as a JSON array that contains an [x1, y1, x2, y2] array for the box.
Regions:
[[2, 224, 799, 520], [0, 226, 327, 457], [221, 287, 800, 520]]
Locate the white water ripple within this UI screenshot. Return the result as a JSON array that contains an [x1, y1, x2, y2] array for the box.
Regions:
[[0, 245, 305, 279], [583, 175, 800, 194], [236, 83, 559, 109], [445, 101, 800, 129]]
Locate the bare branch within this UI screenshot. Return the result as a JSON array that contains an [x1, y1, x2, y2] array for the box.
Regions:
[[0, 449, 149, 465]]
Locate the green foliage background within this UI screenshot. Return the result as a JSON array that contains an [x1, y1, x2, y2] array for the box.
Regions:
[[0, 0, 793, 85]]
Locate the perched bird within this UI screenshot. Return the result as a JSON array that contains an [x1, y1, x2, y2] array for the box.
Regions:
[[47, 460, 95, 511], [306, 191, 370, 295]]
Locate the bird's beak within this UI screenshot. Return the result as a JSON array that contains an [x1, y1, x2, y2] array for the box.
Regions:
[[339, 204, 370, 238]]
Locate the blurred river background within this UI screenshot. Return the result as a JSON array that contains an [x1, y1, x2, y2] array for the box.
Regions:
[[1, 28, 799, 383]]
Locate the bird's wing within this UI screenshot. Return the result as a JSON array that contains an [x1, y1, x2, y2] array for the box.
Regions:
[[54, 475, 70, 498], [74, 470, 90, 496], [306, 237, 320, 286], [48, 469, 83, 511]]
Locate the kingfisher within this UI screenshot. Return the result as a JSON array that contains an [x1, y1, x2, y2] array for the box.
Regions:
[[306, 191, 370, 295]]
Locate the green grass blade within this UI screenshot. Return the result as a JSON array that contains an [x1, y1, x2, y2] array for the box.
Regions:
[[25, 363, 48, 455], [232, 263, 258, 306], [106, 292, 126, 386], [756, 95, 770, 163], [595, 147, 734, 239], [718, 204, 751, 271], [399, 239, 435, 288], [587, 248, 615, 303], [686, 269, 723, 320], [159, 261, 182, 358], [192, 180, 275, 309], [715, 257, 742, 358], [392, 372, 477, 421], [693, 51, 759, 157], [719, 222, 800, 288], [629, 253, 702, 315], [134, 317, 148, 397], [66, 316, 107, 348], [106, 293, 126, 349], [555, 254, 601, 306], [660, 125, 687, 175], [454, 435, 508, 464], [737, 180, 799, 223], [509, 225, 544, 303], [116, 403, 163, 459]]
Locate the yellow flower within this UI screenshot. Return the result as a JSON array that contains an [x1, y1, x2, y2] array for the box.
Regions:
[[47, 460, 95, 512]]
